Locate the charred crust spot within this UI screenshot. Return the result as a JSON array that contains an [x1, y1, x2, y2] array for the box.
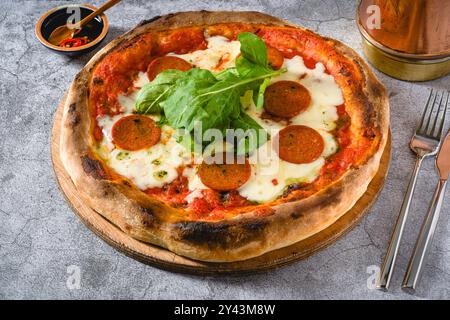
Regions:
[[138, 13, 177, 27], [174, 220, 267, 249], [141, 216, 154, 227], [282, 183, 306, 198], [364, 128, 377, 139], [339, 66, 351, 77], [101, 184, 112, 197], [81, 155, 107, 180], [140, 207, 155, 227], [122, 180, 131, 187], [136, 15, 163, 27], [175, 222, 230, 248], [162, 13, 176, 21], [92, 77, 104, 85], [317, 187, 342, 209], [219, 191, 229, 202], [140, 206, 153, 215], [290, 186, 344, 219], [363, 104, 377, 128], [68, 103, 76, 113], [243, 221, 267, 232], [199, 10, 212, 17], [74, 72, 82, 82], [354, 89, 376, 129], [286, 184, 344, 216], [291, 211, 306, 219], [370, 82, 384, 99], [70, 114, 80, 127], [68, 103, 80, 126]]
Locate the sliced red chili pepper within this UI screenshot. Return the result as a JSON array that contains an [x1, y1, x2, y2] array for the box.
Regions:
[[59, 38, 74, 46], [59, 36, 90, 48], [73, 39, 82, 47]]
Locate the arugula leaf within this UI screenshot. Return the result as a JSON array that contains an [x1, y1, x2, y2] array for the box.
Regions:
[[255, 77, 271, 110], [135, 70, 183, 114], [240, 90, 254, 110], [235, 56, 270, 80], [231, 113, 269, 155], [156, 114, 168, 127], [214, 67, 238, 80], [160, 68, 217, 131], [237, 32, 268, 67], [161, 67, 283, 134]]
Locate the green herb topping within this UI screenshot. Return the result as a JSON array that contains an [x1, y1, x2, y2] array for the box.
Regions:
[[153, 170, 168, 180]]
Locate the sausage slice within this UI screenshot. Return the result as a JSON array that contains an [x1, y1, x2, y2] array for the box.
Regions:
[[146, 56, 192, 81], [198, 153, 251, 191], [275, 125, 324, 164], [264, 81, 311, 118], [112, 115, 161, 151]]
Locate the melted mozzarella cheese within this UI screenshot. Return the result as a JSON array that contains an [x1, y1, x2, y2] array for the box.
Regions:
[[181, 166, 208, 203], [171, 36, 241, 71], [98, 115, 190, 189], [108, 138, 188, 190], [238, 142, 325, 202], [97, 115, 122, 143], [117, 91, 139, 113], [237, 128, 337, 202], [321, 130, 339, 157], [134, 72, 150, 88], [185, 189, 204, 204], [96, 81, 190, 189]]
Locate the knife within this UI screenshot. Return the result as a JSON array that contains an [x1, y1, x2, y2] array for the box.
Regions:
[[402, 131, 450, 292]]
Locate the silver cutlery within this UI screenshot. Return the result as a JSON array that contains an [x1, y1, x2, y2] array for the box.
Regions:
[[402, 127, 450, 292], [377, 89, 449, 290]]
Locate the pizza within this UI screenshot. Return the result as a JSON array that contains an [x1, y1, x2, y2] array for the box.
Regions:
[[60, 11, 389, 262]]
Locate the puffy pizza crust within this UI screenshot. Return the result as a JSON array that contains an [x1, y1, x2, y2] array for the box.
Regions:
[[60, 11, 389, 262]]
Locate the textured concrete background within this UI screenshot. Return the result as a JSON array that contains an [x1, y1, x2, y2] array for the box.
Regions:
[[0, 0, 449, 300]]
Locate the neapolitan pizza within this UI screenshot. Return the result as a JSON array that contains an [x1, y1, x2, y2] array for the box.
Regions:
[[60, 11, 389, 262]]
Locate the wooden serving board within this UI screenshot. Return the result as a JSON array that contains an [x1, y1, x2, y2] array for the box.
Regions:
[[51, 94, 391, 275]]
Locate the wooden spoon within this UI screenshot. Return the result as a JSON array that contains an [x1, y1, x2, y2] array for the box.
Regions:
[[48, 0, 121, 46]]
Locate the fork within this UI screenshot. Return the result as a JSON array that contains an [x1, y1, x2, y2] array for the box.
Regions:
[[376, 89, 449, 290]]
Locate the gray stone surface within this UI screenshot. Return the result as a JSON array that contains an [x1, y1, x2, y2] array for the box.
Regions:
[[0, 0, 449, 300]]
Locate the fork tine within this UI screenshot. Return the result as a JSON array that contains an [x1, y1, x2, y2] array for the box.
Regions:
[[423, 90, 440, 135], [430, 91, 446, 137], [418, 89, 434, 132], [436, 91, 449, 139]]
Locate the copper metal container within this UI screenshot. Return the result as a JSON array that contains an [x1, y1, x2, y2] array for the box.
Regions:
[[357, 0, 450, 81]]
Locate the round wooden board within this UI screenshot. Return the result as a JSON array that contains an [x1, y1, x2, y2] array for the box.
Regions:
[[51, 94, 391, 275]]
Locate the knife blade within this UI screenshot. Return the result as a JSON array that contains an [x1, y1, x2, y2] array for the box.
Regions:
[[436, 131, 450, 180]]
